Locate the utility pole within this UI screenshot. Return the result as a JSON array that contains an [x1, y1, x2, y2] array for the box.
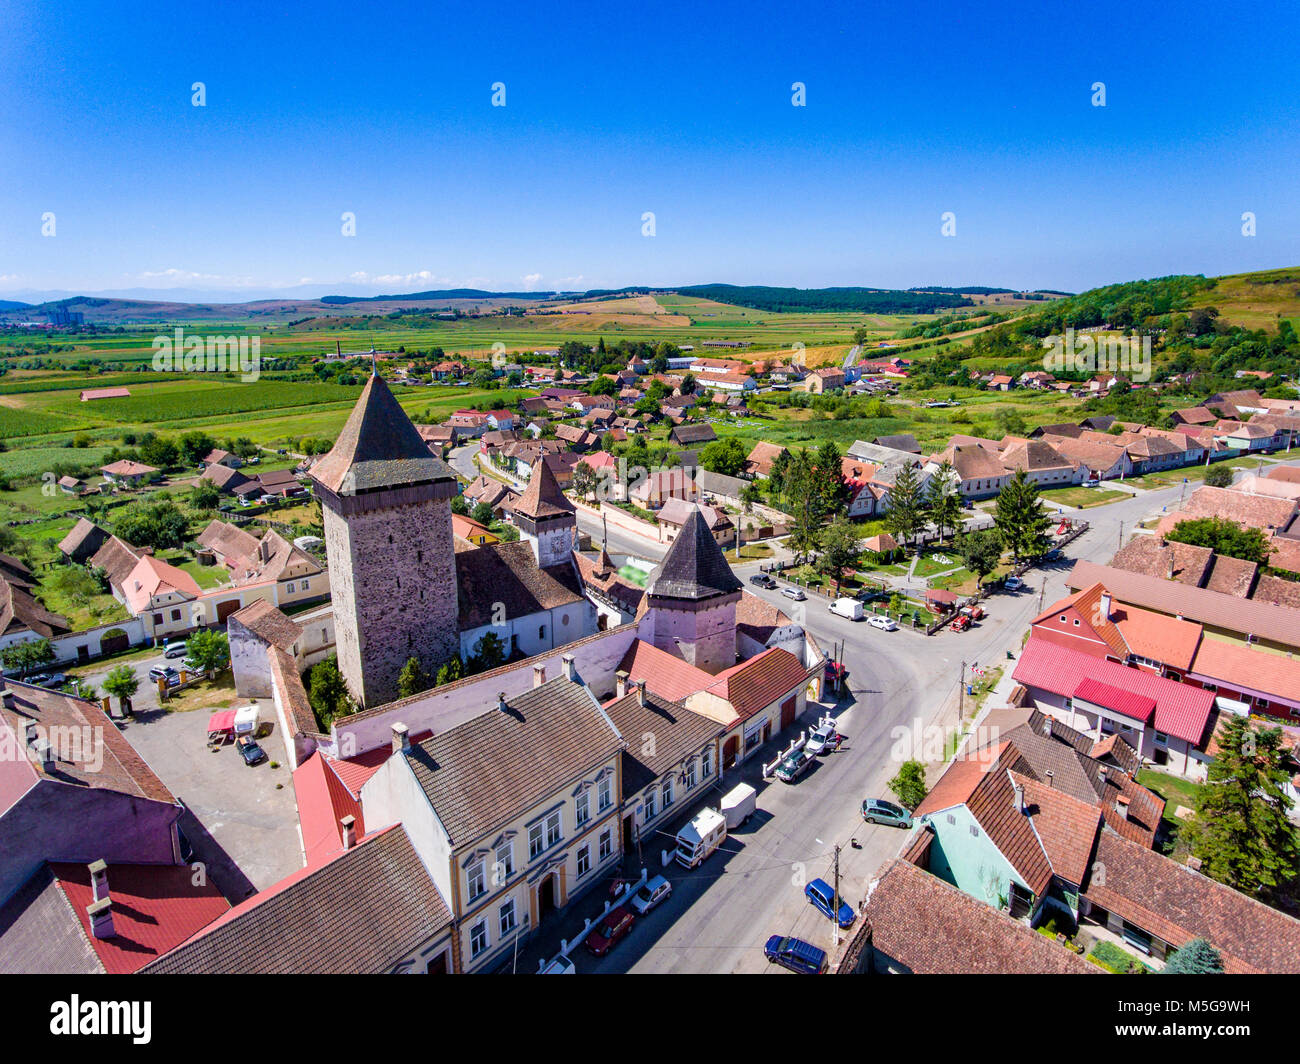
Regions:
[[1117, 521, 1123, 551], [832, 845, 842, 947], [958, 661, 966, 722]]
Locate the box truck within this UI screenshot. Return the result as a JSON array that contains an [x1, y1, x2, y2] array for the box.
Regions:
[[829, 597, 864, 621], [675, 808, 727, 869], [720, 783, 757, 829]]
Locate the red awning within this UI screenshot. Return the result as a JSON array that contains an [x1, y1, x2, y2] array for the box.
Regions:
[[207, 709, 236, 734]]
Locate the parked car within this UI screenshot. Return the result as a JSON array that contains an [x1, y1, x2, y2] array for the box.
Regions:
[[856, 587, 888, 603], [750, 573, 777, 590], [781, 587, 807, 602], [148, 665, 181, 686], [163, 642, 188, 659], [541, 955, 576, 974], [862, 798, 914, 829], [39, 673, 68, 689], [181, 657, 204, 675], [868, 615, 899, 632], [764, 934, 829, 974], [1004, 576, 1025, 592], [950, 615, 972, 632], [236, 735, 267, 766], [805, 723, 844, 756], [960, 604, 985, 620], [829, 597, 864, 621], [774, 749, 815, 783], [804, 877, 855, 929], [629, 875, 672, 916], [584, 906, 635, 956]]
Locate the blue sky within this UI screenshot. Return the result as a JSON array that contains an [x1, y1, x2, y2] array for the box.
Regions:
[[2, 0, 1297, 299]]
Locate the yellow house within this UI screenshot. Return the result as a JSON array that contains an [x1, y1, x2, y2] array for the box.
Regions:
[[451, 513, 500, 547], [360, 659, 626, 973]]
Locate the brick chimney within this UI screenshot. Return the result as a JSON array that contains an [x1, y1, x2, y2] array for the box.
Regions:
[[638, 683, 649, 708], [1186, 855, 1202, 872], [89, 859, 109, 902], [340, 815, 356, 851], [1115, 794, 1131, 820], [533, 664, 547, 688], [87, 898, 115, 940], [391, 722, 410, 755], [1099, 591, 1112, 622], [562, 654, 576, 682], [1012, 781, 1025, 814], [615, 671, 629, 699]]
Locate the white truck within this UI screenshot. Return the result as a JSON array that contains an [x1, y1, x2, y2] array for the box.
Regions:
[[675, 808, 727, 869], [829, 597, 864, 621], [720, 783, 757, 829]]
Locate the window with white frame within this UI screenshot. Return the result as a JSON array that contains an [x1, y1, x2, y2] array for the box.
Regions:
[[575, 791, 590, 828], [599, 828, 612, 861], [576, 844, 590, 878], [701, 747, 713, 779], [499, 899, 516, 937], [685, 759, 697, 790], [644, 790, 657, 820], [597, 777, 612, 811], [545, 810, 562, 848], [470, 919, 488, 958], [495, 840, 514, 879], [528, 822, 544, 860], [467, 860, 486, 901], [286, 582, 295, 594], [662, 779, 674, 809]]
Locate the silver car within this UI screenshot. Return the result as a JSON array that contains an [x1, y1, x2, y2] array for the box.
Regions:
[[862, 798, 914, 828]]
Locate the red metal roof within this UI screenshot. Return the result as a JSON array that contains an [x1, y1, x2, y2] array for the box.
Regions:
[[1072, 677, 1156, 724], [292, 753, 366, 866], [1013, 637, 1214, 746]]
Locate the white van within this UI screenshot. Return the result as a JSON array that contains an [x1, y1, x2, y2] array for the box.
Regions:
[[675, 808, 727, 869], [829, 597, 864, 621], [720, 783, 757, 829]]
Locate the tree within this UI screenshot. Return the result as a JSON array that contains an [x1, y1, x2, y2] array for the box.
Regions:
[[2, 638, 54, 678], [768, 449, 791, 497], [1185, 715, 1299, 901], [139, 435, 179, 469], [190, 479, 221, 511], [470, 631, 507, 673], [1165, 516, 1272, 566], [699, 437, 748, 477], [587, 375, 618, 396], [740, 481, 762, 514], [813, 441, 849, 513], [1162, 939, 1224, 975], [960, 529, 1002, 588], [184, 629, 229, 674], [925, 459, 963, 543], [570, 461, 598, 501], [178, 431, 217, 466], [816, 517, 861, 594], [783, 450, 823, 559], [889, 760, 928, 811], [1203, 464, 1234, 488], [993, 470, 1051, 561], [435, 656, 464, 686], [115, 499, 189, 550], [450, 493, 469, 515], [884, 461, 926, 551], [307, 654, 350, 729], [680, 372, 697, 395], [470, 501, 495, 526], [103, 665, 140, 715], [397, 656, 433, 698]]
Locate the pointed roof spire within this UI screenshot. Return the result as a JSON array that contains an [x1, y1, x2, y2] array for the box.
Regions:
[[310, 373, 453, 495], [514, 454, 573, 521], [645, 505, 742, 601], [371, 347, 378, 377]]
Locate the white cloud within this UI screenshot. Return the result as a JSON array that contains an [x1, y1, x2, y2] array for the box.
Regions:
[[522, 273, 543, 290]]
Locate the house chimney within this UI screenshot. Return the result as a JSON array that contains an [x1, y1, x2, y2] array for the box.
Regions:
[[1012, 782, 1025, 814], [24, 719, 38, 751], [1098, 766, 1108, 786], [340, 815, 356, 851], [615, 671, 629, 699], [1099, 591, 1112, 622], [1186, 855, 1202, 873], [2, 688, 14, 711], [33, 738, 54, 771], [87, 898, 115, 940], [391, 722, 410, 755], [1045, 770, 1054, 788], [533, 664, 547, 688], [1115, 794, 1131, 820], [562, 654, 576, 682], [637, 683, 649, 708], [1041, 716, 1052, 738], [89, 859, 109, 902], [498, 691, 509, 713]]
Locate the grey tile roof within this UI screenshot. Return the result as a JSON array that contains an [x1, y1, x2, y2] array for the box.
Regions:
[[403, 676, 625, 847], [645, 507, 743, 601], [605, 689, 724, 795], [454, 541, 585, 630]]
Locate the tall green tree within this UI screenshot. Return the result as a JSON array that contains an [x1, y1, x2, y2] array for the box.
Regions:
[[884, 461, 926, 552], [925, 459, 963, 543], [816, 517, 861, 594], [783, 449, 824, 559], [1165, 516, 1272, 566], [398, 656, 433, 699], [993, 470, 1051, 560], [2, 638, 55, 678], [307, 655, 350, 730], [435, 656, 464, 687], [960, 529, 1002, 588], [185, 629, 230, 674], [813, 441, 849, 514], [103, 665, 140, 715], [115, 499, 190, 551], [889, 760, 928, 811], [1162, 939, 1224, 975], [1185, 716, 1299, 902]]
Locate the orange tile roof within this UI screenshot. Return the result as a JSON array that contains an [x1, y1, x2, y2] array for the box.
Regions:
[[1189, 638, 1300, 705], [618, 640, 715, 702], [1110, 603, 1203, 671], [704, 646, 808, 722], [914, 742, 1007, 817]]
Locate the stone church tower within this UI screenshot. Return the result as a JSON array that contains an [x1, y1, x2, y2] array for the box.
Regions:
[[639, 506, 742, 674], [310, 371, 459, 708], [512, 457, 576, 568]]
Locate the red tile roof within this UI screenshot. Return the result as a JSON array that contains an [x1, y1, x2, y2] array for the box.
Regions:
[[704, 647, 808, 722], [618, 640, 715, 703], [1014, 637, 1215, 746]]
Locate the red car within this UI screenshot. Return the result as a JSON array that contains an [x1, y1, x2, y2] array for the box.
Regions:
[[585, 905, 635, 956]]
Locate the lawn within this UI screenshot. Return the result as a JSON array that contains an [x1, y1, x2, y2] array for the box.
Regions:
[[1127, 455, 1273, 490], [1039, 486, 1129, 508], [1136, 768, 1205, 821]]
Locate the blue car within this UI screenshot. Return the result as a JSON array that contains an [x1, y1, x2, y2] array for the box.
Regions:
[[805, 878, 855, 929], [764, 934, 828, 974]]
